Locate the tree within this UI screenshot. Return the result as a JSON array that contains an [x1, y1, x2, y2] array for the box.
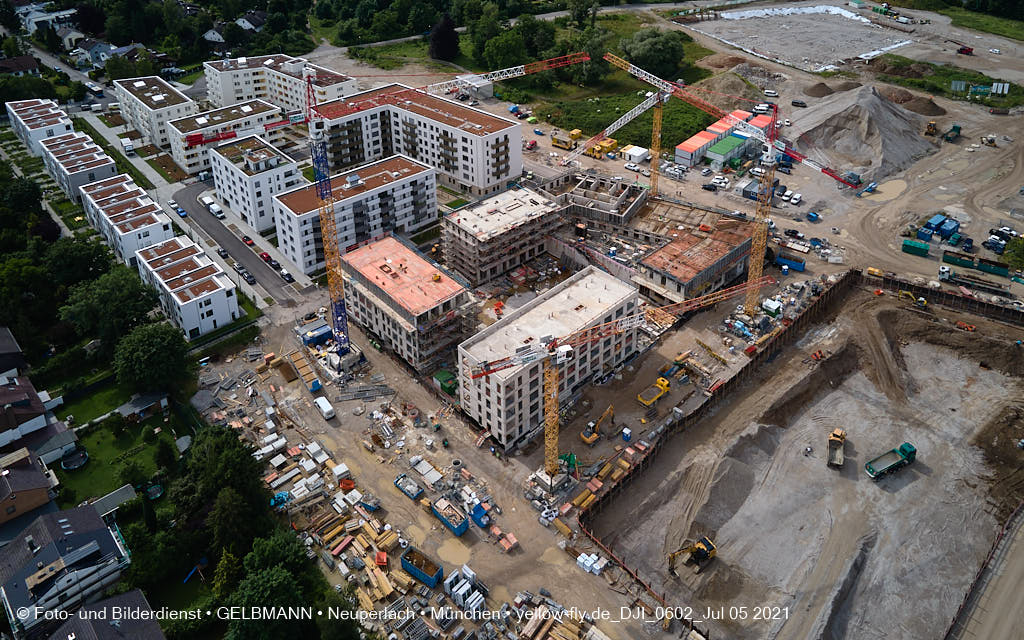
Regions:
[[226, 567, 315, 640], [516, 15, 555, 59], [209, 486, 273, 557], [354, 0, 375, 29], [469, 2, 500, 66], [113, 322, 189, 392], [39, 25, 61, 52], [142, 495, 158, 531], [369, 10, 402, 40], [60, 265, 158, 351], [429, 14, 459, 61], [75, 2, 106, 34], [315, 0, 335, 21], [2, 36, 23, 59], [212, 550, 244, 601], [43, 236, 111, 291], [620, 28, 686, 80], [119, 460, 148, 487], [103, 413, 127, 438], [69, 81, 87, 102], [0, 0, 18, 32], [243, 529, 321, 599], [1004, 237, 1024, 269], [483, 29, 525, 70], [568, 26, 610, 85], [154, 438, 176, 472], [567, 0, 599, 30], [408, 4, 438, 34], [315, 588, 363, 640], [221, 22, 248, 49]]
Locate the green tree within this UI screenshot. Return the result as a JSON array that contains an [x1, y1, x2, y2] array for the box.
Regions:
[[0, 75, 58, 102], [154, 438, 177, 473], [113, 322, 189, 392], [38, 25, 61, 52], [370, 10, 402, 40], [1004, 237, 1024, 269], [408, 4, 438, 34], [43, 236, 111, 291], [620, 28, 686, 80], [516, 15, 556, 59], [119, 460, 148, 487], [221, 22, 248, 49], [60, 265, 158, 352], [103, 413, 127, 438], [243, 529, 320, 598], [226, 567, 314, 640], [0, 0, 18, 31], [69, 81, 87, 102], [470, 2, 500, 66], [483, 29, 525, 70], [212, 550, 244, 601], [209, 486, 273, 557], [142, 494, 158, 531], [567, 0, 600, 30], [315, 588, 362, 640], [429, 14, 459, 61], [569, 26, 610, 85], [2, 36, 23, 59]]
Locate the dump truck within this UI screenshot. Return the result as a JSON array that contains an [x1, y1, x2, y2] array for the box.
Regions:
[[827, 428, 846, 468], [865, 442, 917, 480], [401, 546, 443, 587], [942, 124, 962, 142], [637, 377, 670, 406]]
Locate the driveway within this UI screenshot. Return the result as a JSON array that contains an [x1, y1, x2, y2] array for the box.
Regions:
[[173, 181, 296, 305]]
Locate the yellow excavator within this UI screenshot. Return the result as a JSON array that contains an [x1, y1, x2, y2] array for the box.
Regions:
[[898, 290, 928, 308], [667, 537, 717, 576], [580, 404, 613, 446]]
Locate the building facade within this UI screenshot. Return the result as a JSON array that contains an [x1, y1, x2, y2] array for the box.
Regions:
[[40, 132, 117, 203], [314, 84, 521, 197], [340, 235, 472, 373], [443, 186, 565, 286], [167, 99, 284, 175], [0, 506, 131, 639], [273, 155, 436, 275], [135, 237, 240, 340], [0, 375, 62, 450], [203, 54, 356, 113], [4, 99, 72, 156], [458, 267, 639, 451], [80, 174, 175, 267], [633, 225, 752, 305], [0, 448, 53, 526], [113, 76, 197, 148], [211, 135, 304, 232]]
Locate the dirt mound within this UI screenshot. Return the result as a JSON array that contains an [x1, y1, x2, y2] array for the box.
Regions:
[[834, 81, 862, 92], [793, 85, 937, 181], [903, 96, 946, 115], [868, 57, 932, 78], [879, 86, 914, 104], [804, 82, 835, 97], [702, 53, 747, 69], [690, 71, 763, 112]]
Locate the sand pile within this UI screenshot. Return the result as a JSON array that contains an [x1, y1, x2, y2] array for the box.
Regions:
[[879, 86, 913, 103], [702, 53, 747, 69], [903, 96, 946, 115], [804, 82, 835, 97], [793, 85, 937, 181], [834, 81, 862, 91], [690, 72, 763, 112]]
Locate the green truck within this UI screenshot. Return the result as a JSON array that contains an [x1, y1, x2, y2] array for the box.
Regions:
[[865, 443, 916, 480]]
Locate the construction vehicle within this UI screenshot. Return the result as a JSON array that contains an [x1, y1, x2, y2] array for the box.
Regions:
[[569, 128, 582, 140], [947, 39, 973, 55], [942, 124, 962, 143], [981, 134, 997, 147], [955, 321, 976, 332], [827, 428, 847, 468], [667, 537, 717, 576], [580, 404, 613, 446], [924, 121, 937, 136], [551, 130, 577, 150], [865, 442, 917, 480], [637, 377, 671, 406], [898, 290, 928, 308]]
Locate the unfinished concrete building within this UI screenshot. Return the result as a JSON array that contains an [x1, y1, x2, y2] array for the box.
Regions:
[[443, 186, 566, 287], [458, 267, 638, 451], [533, 171, 648, 226], [340, 235, 473, 373]]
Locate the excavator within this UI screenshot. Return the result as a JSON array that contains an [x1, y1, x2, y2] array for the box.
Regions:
[[898, 290, 928, 308], [580, 404, 613, 446], [667, 537, 717, 576]]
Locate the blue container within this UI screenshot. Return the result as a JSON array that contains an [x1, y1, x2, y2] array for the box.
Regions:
[[470, 503, 490, 528], [401, 547, 443, 588], [622, 428, 632, 442], [938, 219, 960, 239], [302, 324, 331, 346], [775, 253, 806, 272], [925, 214, 946, 231], [916, 228, 934, 242]]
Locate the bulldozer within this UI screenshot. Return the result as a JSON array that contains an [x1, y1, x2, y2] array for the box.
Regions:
[[924, 121, 938, 136], [667, 537, 717, 576], [580, 404, 613, 446]]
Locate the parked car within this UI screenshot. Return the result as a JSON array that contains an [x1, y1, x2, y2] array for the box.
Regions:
[[469, 100, 479, 106], [776, 165, 792, 175], [242, 271, 256, 284], [640, 169, 651, 177], [269, 259, 280, 270], [764, 89, 779, 97], [783, 119, 791, 126], [990, 48, 1001, 54], [701, 168, 712, 176], [516, 112, 529, 120], [280, 269, 295, 283], [175, 208, 187, 218], [624, 162, 640, 172], [259, 252, 271, 262], [790, 193, 802, 205], [216, 247, 229, 258], [533, 128, 544, 135], [526, 140, 537, 150], [166, 199, 178, 209], [701, 183, 718, 192], [242, 235, 254, 246], [784, 229, 801, 238], [232, 261, 245, 273], [791, 99, 807, 108]]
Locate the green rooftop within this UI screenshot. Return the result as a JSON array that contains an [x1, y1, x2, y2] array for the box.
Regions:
[[707, 135, 745, 156]]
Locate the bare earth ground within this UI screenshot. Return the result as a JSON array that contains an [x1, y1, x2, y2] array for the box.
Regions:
[[590, 289, 1024, 639]]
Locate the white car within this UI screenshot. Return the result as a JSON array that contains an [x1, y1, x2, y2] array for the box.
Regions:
[[781, 190, 793, 202], [783, 119, 792, 126], [640, 169, 651, 177], [764, 89, 779, 97], [624, 162, 640, 172], [701, 168, 712, 176], [990, 48, 1001, 54], [790, 193, 802, 205]]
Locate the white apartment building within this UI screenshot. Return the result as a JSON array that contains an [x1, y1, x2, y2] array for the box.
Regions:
[[113, 76, 197, 148], [273, 155, 436, 275], [4, 99, 72, 155], [167, 99, 284, 175], [314, 84, 521, 197], [40, 132, 116, 203], [204, 54, 357, 113], [80, 174, 174, 267], [211, 135, 304, 232], [340, 235, 472, 373], [135, 236, 240, 340], [458, 267, 639, 451], [443, 186, 565, 286]]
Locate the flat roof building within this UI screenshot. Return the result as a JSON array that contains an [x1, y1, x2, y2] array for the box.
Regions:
[[4, 99, 72, 156], [135, 237, 241, 340], [40, 132, 117, 203], [341, 235, 473, 373], [80, 174, 174, 267], [273, 155, 436, 275], [211, 135, 305, 232], [167, 99, 283, 175], [204, 54, 357, 113], [315, 83, 521, 197], [458, 267, 638, 451], [47, 589, 166, 640], [113, 75, 197, 148], [443, 186, 566, 286]]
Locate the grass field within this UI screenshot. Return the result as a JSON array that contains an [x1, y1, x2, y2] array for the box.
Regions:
[[56, 382, 135, 424], [876, 54, 1024, 107], [940, 7, 1024, 42]]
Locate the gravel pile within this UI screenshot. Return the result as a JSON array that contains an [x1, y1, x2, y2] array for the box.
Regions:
[[804, 82, 835, 97], [903, 96, 946, 115]]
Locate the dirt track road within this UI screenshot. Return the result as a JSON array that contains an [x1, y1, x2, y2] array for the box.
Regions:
[[953, 512, 1024, 640]]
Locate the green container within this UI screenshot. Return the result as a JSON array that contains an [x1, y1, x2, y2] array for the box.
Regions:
[[942, 250, 974, 268], [902, 239, 929, 257], [978, 261, 1010, 277]]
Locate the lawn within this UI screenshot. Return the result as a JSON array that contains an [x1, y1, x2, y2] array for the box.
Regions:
[[98, 113, 126, 128], [875, 53, 1024, 108], [347, 39, 461, 71], [176, 64, 205, 86], [309, 15, 338, 45], [54, 412, 182, 507], [56, 382, 134, 424], [186, 293, 262, 350], [939, 7, 1024, 42], [302, 165, 315, 182], [146, 154, 188, 182], [446, 198, 469, 209], [73, 118, 155, 189], [410, 224, 442, 244]]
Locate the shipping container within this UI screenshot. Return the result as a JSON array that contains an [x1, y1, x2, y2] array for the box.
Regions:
[[432, 498, 469, 536], [942, 250, 975, 268], [401, 547, 443, 587], [938, 219, 960, 239], [916, 228, 934, 242], [774, 252, 806, 272], [924, 214, 946, 231], [902, 239, 930, 257]]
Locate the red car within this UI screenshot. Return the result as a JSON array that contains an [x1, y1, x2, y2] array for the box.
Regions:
[[526, 140, 537, 150], [242, 235, 254, 246], [259, 251, 271, 262]]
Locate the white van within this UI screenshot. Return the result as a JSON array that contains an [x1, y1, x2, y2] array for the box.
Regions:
[[753, 104, 770, 114], [209, 203, 225, 219], [782, 190, 793, 201], [790, 193, 802, 205], [764, 89, 779, 97], [314, 397, 335, 420], [200, 196, 215, 209], [750, 167, 765, 177]]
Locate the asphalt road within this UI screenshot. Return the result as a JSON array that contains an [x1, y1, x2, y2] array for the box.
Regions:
[[173, 181, 296, 304]]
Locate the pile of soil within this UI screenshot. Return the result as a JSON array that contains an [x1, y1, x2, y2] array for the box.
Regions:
[[869, 57, 932, 78], [834, 81, 862, 92], [690, 71, 763, 112], [795, 85, 937, 181], [702, 53, 747, 69], [879, 86, 914, 104], [804, 82, 835, 97], [903, 96, 946, 115]]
